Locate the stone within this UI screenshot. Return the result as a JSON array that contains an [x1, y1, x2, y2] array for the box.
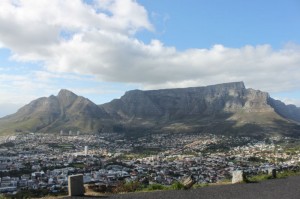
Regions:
[[232, 170, 245, 184], [68, 174, 85, 196], [268, 168, 277, 178], [182, 176, 196, 189]]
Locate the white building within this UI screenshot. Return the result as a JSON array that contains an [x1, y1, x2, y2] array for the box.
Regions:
[[84, 146, 88, 156]]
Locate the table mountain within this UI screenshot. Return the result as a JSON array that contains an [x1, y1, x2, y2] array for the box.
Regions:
[[101, 82, 300, 138], [0, 82, 299, 138]]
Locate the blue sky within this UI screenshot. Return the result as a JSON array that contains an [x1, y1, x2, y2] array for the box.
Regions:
[[138, 0, 300, 49], [0, 0, 299, 117]]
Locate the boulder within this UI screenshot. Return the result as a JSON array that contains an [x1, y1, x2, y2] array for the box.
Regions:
[[182, 176, 196, 189]]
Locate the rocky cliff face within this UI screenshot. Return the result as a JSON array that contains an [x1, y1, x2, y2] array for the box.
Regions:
[[101, 82, 274, 120], [0, 82, 299, 137], [268, 98, 300, 123], [100, 82, 300, 137]]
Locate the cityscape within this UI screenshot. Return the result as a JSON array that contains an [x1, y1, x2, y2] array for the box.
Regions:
[[0, 132, 299, 197], [0, 0, 299, 198]]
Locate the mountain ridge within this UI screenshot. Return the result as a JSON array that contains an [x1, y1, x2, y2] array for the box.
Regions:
[[1, 82, 300, 138], [0, 89, 111, 134]]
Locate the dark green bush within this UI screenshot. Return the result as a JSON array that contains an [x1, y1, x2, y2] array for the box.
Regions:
[[171, 182, 185, 190], [146, 183, 166, 191]]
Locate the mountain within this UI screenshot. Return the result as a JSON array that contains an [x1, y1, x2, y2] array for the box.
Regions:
[[101, 82, 300, 138], [268, 98, 300, 123], [0, 82, 300, 138], [101, 82, 271, 119], [0, 89, 111, 134]]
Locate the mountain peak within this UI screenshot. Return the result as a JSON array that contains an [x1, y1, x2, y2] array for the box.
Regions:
[[57, 89, 77, 97], [57, 89, 78, 108]]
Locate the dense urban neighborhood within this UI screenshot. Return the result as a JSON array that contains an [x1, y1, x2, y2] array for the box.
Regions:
[[0, 132, 300, 197]]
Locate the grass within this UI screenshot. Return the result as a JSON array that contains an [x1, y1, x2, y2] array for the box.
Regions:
[[143, 183, 167, 191], [246, 174, 272, 182], [245, 170, 300, 183], [277, 170, 300, 178], [138, 182, 186, 192], [193, 183, 209, 188], [99, 180, 230, 195], [170, 182, 185, 190], [108, 181, 188, 194]]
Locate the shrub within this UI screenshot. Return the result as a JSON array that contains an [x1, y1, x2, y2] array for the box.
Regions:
[[246, 174, 272, 182], [171, 182, 185, 190], [277, 170, 300, 178], [0, 195, 6, 199], [113, 181, 142, 193], [146, 183, 166, 191]]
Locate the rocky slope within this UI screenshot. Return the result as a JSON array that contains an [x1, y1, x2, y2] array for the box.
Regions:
[[101, 82, 300, 137], [0, 90, 110, 134], [101, 82, 275, 119], [268, 98, 300, 123], [0, 82, 300, 138]]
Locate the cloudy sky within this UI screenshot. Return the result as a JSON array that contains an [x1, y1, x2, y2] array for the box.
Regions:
[[0, 0, 300, 117]]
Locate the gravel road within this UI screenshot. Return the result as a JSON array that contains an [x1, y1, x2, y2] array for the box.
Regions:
[[67, 175, 300, 199]]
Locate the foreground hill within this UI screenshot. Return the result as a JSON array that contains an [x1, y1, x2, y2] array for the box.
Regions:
[[0, 82, 300, 138]]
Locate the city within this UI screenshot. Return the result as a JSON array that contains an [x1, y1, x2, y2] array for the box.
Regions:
[[0, 132, 299, 197]]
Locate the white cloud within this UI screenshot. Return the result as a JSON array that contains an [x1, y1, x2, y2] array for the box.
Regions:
[[0, 71, 134, 117], [0, 73, 55, 104], [0, 0, 300, 102], [44, 38, 300, 92], [275, 98, 300, 107], [0, 103, 24, 118]]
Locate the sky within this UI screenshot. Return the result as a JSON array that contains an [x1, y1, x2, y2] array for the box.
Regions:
[[0, 0, 300, 117]]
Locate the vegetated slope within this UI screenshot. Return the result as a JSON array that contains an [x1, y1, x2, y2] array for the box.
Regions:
[[0, 82, 300, 138], [0, 89, 111, 134]]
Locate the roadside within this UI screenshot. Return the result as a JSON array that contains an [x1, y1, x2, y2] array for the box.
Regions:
[[65, 175, 300, 199]]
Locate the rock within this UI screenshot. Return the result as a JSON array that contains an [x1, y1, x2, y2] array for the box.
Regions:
[[68, 174, 85, 196], [232, 170, 246, 184], [268, 168, 277, 178], [182, 176, 196, 189], [269, 98, 300, 122]]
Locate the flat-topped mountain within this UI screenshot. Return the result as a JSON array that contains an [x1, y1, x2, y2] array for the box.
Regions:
[[102, 82, 273, 119], [0, 82, 300, 138], [100, 82, 300, 137]]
